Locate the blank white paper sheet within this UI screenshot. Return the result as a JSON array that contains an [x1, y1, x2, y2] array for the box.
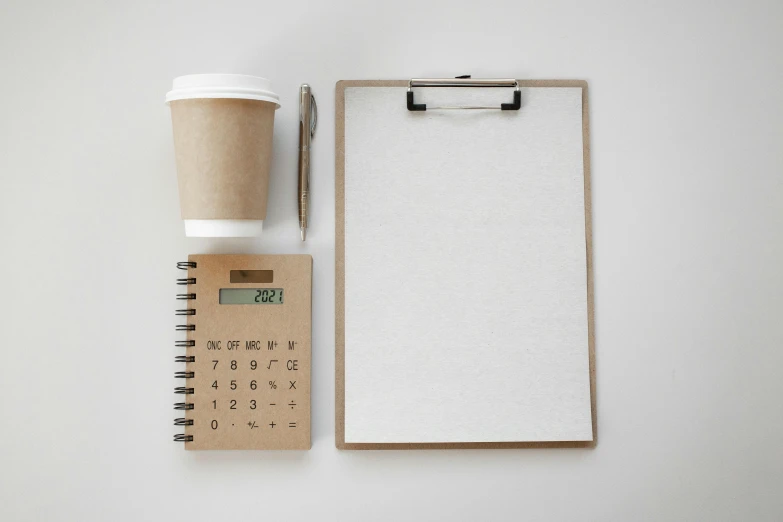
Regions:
[[343, 84, 593, 444]]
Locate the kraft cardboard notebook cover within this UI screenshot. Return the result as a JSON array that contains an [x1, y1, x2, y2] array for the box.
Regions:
[[176, 254, 312, 450], [335, 80, 596, 449]]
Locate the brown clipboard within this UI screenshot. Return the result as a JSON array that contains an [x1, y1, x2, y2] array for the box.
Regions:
[[335, 79, 596, 449]]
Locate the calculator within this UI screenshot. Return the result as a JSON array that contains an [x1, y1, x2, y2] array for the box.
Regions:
[[174, 254, 312, 450]]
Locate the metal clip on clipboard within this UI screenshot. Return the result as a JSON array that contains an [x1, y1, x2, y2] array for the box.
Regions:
[[406, 76, 521, 111]]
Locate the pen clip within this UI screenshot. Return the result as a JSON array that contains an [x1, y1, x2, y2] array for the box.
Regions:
[[310, 95, 317, 138]]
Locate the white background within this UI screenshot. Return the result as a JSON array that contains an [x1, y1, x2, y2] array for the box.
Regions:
[[1, 0, 781, 520]]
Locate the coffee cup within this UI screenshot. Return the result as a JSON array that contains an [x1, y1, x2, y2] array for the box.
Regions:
[[166, 74, 280, 237]]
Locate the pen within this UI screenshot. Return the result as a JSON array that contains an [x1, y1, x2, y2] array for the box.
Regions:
[[298, 84, 316, 241]]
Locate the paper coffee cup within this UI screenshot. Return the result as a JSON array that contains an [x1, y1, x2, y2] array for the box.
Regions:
[[166, 74, 280, 237]]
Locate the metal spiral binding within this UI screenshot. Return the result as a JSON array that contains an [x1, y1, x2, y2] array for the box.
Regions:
[[175, 261, 196, 443]]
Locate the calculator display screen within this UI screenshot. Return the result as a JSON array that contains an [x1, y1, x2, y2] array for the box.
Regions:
[[219, 288, 284, 305]]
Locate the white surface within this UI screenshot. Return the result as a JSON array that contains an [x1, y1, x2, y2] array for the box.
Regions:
[[343, 86, 592, 443], [184, 219, 264, 237], [1, 0, 782, 520], [166, 73, 281, 106]]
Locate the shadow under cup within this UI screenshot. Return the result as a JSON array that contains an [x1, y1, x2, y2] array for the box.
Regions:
[[167, 74, 280, 237]]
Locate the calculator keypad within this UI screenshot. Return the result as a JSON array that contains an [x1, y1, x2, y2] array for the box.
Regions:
[[206, 345, 302, 430], [193, 337, 309, 449]]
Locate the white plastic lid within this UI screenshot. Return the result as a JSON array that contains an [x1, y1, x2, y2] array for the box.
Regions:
[[166, 74, 280, 108]]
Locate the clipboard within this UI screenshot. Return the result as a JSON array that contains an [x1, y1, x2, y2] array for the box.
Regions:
[[335, 78, 596, 449]]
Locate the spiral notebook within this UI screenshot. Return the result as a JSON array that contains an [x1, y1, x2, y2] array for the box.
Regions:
[[336, 79, 595, 449], [174, 254, 312, 450]]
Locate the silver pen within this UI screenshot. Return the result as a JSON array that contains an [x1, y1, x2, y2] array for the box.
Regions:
[[298, 84, 317, 241]]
